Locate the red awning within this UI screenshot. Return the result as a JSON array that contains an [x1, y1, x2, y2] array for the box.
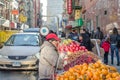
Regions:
[[65, 25, 72, 29]]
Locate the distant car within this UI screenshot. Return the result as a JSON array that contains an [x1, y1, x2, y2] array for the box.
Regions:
[[0, 32, 42, 70], [23, 28, 40, 33]]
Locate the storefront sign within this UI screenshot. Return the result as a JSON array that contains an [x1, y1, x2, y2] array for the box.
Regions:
[[75, 10, 81, 20], [11, 10, 19, 15], [19, 14, 27, 22], [67, 0, 72, 14]]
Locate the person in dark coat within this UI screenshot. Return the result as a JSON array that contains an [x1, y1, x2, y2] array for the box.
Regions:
[[110, 27, 119, 66], [68, 29, 79, 41], [94, 27, 104, 40], [79, 29, 93, 51], [61, 31, 66, 38], [83, 28, 91, 37]]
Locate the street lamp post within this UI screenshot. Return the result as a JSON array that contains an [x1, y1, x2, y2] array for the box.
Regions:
[[42, 15, 59, 35]]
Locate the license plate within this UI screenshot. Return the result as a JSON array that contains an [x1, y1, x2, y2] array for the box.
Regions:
[[12, 62, 21, 67]]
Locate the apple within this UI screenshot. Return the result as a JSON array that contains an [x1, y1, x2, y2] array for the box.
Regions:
[[81, 46, 86, 49], [75, 46, 79, 51], [67, 51, 72, 55]]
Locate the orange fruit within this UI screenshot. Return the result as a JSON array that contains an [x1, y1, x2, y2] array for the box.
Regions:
[[94, 62, 100, 68], [81, 69, 86, 75], [102, 69, 108, 75], [93, 74, 99, 80], [87, 71, 93, 78], [106, 74, 112, 79], [109, 66, 117, 71], [69, 75, 76, 80], [112, 72, 119, 78], [69, 68, 74, 73]]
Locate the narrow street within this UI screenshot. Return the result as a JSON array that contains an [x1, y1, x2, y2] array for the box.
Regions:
[[0, 71, 38, 80]]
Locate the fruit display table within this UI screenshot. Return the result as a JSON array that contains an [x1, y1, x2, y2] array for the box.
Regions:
[[57, 39, 100, 71], [56, 39, 120, 80], [55, 39, 120, 80], [56, 61, 120, 80]]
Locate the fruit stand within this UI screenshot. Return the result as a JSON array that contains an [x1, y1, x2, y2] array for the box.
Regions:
[[55, 39, 120, 80]]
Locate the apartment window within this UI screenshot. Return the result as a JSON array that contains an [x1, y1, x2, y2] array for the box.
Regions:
[[104, 10, 107, 15]]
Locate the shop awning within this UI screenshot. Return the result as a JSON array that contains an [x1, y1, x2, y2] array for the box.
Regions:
[[2, 20, 10, 27], [2, 20, 16, 28], [0, 2, 5, 6], [65, 25, 72, 29]]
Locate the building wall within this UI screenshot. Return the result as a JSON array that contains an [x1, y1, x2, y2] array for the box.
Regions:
[[33, 0, 40, 27], [83, 0, 119, 34], [47, 0, 63, 21]]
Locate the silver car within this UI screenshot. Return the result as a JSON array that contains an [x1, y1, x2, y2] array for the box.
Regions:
[[0, 32, 41, 70]]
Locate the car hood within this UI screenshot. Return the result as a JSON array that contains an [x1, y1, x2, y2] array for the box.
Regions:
[[0, 46, 40, 56]]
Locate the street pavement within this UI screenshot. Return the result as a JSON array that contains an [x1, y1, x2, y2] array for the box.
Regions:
[[0, 71, 38, 80], [107, 55, 120, 72]]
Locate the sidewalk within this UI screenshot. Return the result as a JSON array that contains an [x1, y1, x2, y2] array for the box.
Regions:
[[107, 55, 120, 72]]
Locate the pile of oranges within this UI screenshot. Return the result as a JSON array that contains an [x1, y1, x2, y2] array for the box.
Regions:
[[56, 60, 120, 80]]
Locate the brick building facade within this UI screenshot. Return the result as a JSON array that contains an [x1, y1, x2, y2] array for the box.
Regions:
[[82, 0, 119, 34]]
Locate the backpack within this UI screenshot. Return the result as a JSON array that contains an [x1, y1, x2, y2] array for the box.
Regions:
[[116, 34, 120, 48]]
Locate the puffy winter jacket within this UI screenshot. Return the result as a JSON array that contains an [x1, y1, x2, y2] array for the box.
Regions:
[[101, 41, 110, 52], [39, 41, 59, 79]]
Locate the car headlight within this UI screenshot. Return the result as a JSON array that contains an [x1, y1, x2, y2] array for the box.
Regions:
[[0, 54, 8, 58]]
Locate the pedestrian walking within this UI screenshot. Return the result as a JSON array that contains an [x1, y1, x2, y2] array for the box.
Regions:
[[39, 33, 60, 80], [101, 37, 110, 64], [110, 27, 120, 66], [94, 27, 104, 40]]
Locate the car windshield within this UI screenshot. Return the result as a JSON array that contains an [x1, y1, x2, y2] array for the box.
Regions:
[[5, 34, 40, 46]]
